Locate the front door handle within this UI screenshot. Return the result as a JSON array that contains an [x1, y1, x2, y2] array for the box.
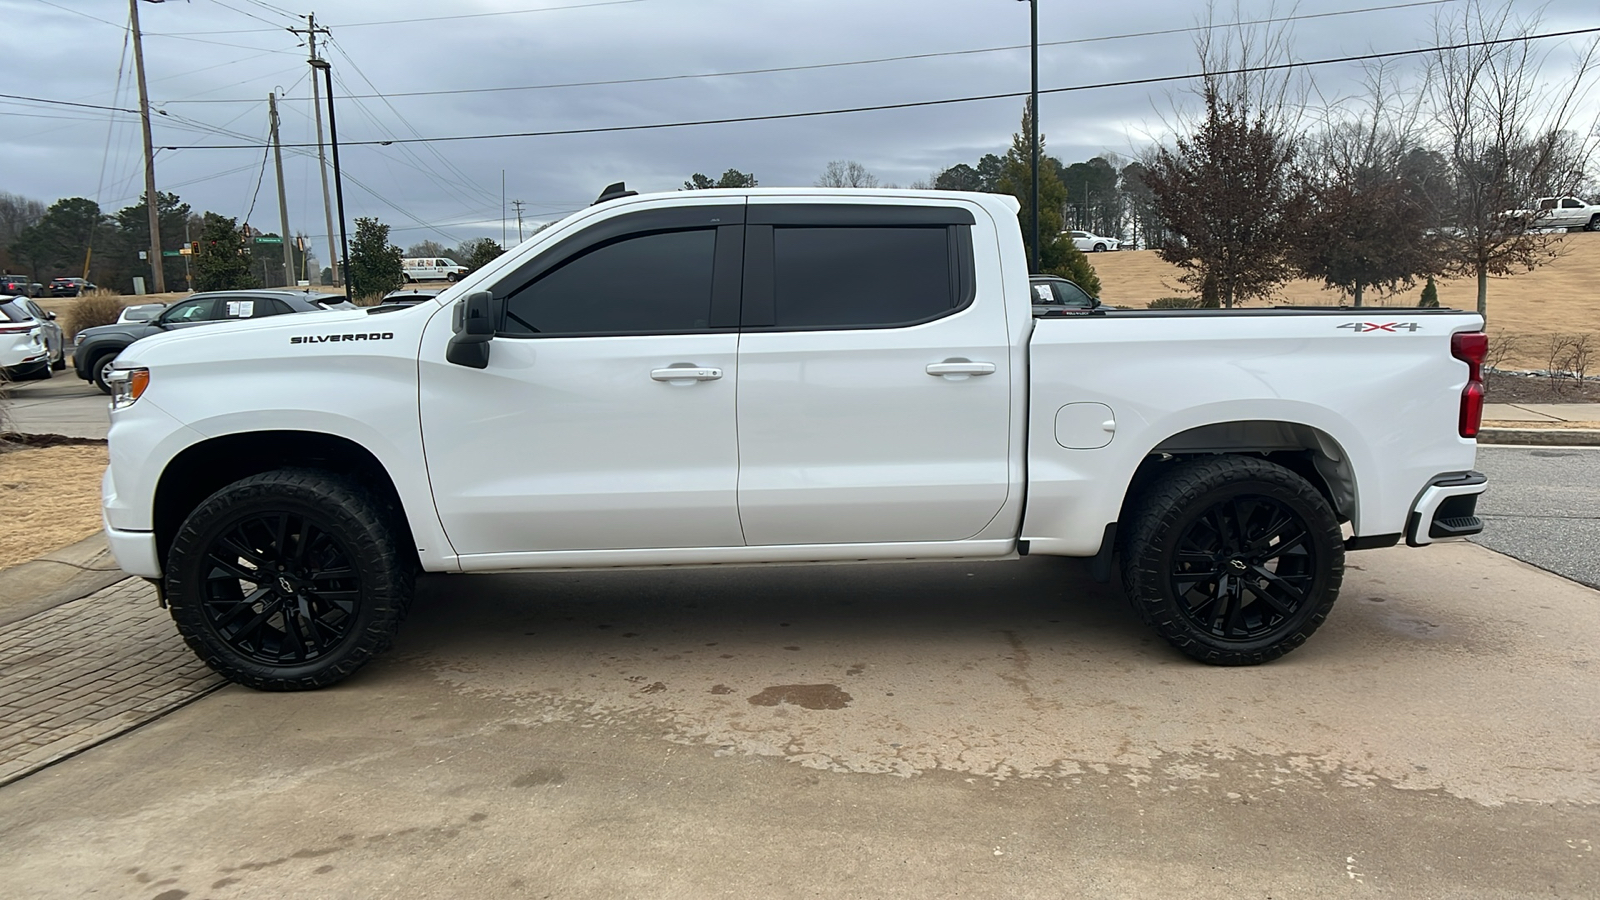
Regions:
[[926, 359, 997, 378], [651, 365, 723, 385]]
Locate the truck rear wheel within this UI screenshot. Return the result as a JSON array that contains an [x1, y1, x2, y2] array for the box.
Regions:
[[1121, 455, 1344, 666], [164, 469, 413, 691]]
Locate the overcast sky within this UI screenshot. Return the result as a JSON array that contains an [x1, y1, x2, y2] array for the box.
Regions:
[[4, 0, 1597, 259]]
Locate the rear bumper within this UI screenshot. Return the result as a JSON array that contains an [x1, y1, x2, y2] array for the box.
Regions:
[[1406, 470, 1487, 547]]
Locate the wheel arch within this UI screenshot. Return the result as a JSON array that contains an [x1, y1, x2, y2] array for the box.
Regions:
[[1123, 419, 1358, 528], [152, 430, 420, 572]]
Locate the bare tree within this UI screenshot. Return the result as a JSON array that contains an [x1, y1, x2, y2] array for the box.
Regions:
[[1292, 63, 1443, 306], [1142, 1, 1311, 306], [405, 240, 449, 259], [816, 160, 880, 189], [1423, 0, 1600, 320]]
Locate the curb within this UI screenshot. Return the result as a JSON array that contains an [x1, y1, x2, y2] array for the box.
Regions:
[[1477, 427, 1600, 447], [0, 532, 130, 627]]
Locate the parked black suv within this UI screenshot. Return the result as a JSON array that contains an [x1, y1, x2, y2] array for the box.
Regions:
[[1, 275, 41, 297], [73, 289, 352, 392], [49, 277, 95, 297]]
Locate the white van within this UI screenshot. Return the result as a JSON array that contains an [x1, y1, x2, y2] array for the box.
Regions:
[[401, 257, 468, 283]]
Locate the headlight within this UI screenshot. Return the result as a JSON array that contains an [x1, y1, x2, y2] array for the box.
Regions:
[[106, 367, 150, 410]]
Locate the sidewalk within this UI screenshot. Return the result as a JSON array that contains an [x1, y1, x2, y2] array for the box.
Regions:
[[1482, 402, 1600, 446]]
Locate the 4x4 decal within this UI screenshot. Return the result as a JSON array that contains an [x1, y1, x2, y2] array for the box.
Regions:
[[1337, 322, 1421, 333]]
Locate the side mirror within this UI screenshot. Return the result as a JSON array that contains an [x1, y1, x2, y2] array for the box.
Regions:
[[46, 310, 57, 320], [446, 290, 500, 369], [1089, 297, 1102, 309]]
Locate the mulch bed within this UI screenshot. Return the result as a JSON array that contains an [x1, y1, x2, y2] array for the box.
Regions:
[[1485, 371, 1600, 404], [0, 433, 108, 450]]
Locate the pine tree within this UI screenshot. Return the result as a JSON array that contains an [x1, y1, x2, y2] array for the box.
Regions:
[[995, 105, 1101, 295], [1419, 275, 1439, 308]]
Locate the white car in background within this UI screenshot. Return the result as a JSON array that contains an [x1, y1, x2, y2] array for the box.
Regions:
[[1068, 230, 1120, 252], [0, 296, 65, 378]]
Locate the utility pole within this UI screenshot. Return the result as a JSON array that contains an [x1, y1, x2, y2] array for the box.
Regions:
[[291, 14, 339, 287], [310, 58, 353, 297], [512, 200, 526, 242], [501, 170, 507, 247], [268, 92, 294, 287], [129, 0, 166, 293]]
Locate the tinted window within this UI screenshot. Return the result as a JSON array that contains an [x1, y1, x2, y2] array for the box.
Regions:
[[254, 298, 294, 317], [771, 226, 953, 328], [0, 301, 29, 323], [161, 298, 216, 323], [1562, 198, 1583, 208], [502, 229, 717, 336]]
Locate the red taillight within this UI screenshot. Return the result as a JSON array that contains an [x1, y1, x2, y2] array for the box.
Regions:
[[0, 324, 33, 334], [1451, 331, 1488, 438]]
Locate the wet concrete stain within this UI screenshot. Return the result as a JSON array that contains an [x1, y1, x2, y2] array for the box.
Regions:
[[640, 681, 667, 694], [709, 684, 734, 695], [512, 768, 566, 787], [151, 891, 187, 900], [747, 684, 853, 710]]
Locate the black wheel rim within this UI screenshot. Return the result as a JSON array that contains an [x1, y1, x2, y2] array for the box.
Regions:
[[199, 512, 361, 665], [1168, 493, 1317, 642]]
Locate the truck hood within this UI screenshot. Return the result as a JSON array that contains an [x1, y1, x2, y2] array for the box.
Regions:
[[113, 304, 431, 368]]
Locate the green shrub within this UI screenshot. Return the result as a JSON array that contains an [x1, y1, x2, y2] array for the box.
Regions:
[[1147, 296, 1203, 309], [1418, 275, 1439, 308]]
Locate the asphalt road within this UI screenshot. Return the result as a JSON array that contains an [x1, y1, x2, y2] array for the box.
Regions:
[[1472, 444, 1600, 589], [2, 542, 1598, 898]]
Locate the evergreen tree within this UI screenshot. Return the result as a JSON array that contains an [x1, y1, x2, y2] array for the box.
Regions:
[[348, 216, 403, 298], [995, 105, 1100, 295], [192, 212, 257, 292], [1419, 275, 1440, 308]]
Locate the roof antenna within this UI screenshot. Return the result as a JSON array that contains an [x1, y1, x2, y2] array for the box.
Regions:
[[593, 182, 638, 205]]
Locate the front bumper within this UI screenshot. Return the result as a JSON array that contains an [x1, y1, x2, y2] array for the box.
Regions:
[[105, 525, 162, 578], [1406, 470, 1487, 547]]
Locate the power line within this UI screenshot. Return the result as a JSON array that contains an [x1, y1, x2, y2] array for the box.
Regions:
[[153, 0, 655, 35], [154, 0, 1467, 105], [158, 26, 1600, 151]]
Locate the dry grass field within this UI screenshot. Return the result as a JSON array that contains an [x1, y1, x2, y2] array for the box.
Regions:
[[0, 445, 110, 571], [1091, 231, 1600, 371]]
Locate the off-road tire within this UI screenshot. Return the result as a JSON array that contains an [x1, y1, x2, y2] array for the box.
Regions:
[[1121, 455, 1344, 666], [165, 469, 414, 691]]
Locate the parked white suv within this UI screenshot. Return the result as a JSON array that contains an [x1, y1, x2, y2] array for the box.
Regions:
[[102, 188, 1489, 690]]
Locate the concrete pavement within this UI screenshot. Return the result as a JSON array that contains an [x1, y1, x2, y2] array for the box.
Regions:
[[1, 543, 1597, 898], [0, 373, 108, 440]]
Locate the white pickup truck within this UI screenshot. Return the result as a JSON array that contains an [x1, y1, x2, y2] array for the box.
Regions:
[[100, 187, 1490, 691], [1507, 196, 1600, 231]]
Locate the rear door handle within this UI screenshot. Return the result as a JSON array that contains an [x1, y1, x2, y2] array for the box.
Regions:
[[651, 365, 723, 384], [926, 359, 996, 378]]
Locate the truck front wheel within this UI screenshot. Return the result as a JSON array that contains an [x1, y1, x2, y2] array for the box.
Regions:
[[1121, 455, 1344, 666], [164, 469, 413, 690]]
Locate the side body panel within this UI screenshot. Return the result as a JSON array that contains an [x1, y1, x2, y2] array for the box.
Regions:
[[1021, 310, 1485, 555]]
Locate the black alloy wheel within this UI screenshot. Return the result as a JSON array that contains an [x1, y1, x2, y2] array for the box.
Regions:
[[1121, 455, 1344, 665], [196, 510, 361, 667], [1167, 494, 1317, 642], [166, 469, 412, 690]]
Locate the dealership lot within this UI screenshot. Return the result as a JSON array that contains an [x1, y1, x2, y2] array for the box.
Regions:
[[1, 540, 1597, 898]]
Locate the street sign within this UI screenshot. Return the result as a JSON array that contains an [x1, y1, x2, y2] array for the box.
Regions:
[[162, 250, 182, 257], [254, 236, 283, 245], [179, 247, 192, 255]]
